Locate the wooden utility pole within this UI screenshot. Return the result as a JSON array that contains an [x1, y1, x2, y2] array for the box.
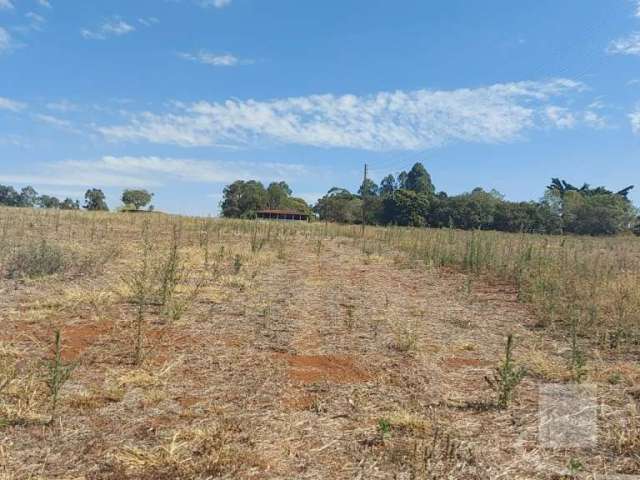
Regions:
[[361, 163, 368, 237]]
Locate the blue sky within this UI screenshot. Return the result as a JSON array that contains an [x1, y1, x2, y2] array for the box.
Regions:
[[1, 0, 640, 215]]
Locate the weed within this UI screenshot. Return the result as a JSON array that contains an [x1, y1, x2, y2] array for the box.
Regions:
[[233, 254, 243, 274], [45, 330, 76, 418], [567, 457, 583, 476], [485, 334, 526, 409], [378, 417, 391, 442], [569, 316, 587, 383], [5, 240, 66, 279]]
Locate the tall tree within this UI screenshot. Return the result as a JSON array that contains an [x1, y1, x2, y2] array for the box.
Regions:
[[266, 181, 292, 209], [84, 189, 109, 211], [37, 195, 61, 209], [405, 162, 435, 196], [0, 185, 19, 206], [122, 189, 154, 210], [17, 186, 38, 207], [379, 174, 397, 196], [358, 178, 379, 197], [220, 180, 267, 218]]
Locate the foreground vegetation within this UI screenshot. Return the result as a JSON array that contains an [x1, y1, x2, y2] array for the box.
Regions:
[[0, 207, 638, 478]]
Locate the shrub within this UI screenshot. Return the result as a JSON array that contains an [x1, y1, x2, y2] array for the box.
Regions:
[[5, 240, 66, 279], [485, 334, 526, 409]]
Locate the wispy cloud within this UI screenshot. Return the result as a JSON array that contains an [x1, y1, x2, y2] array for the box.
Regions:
[[0, 96, 26, 112], [608, 32, 640, 55], [0, 0, 13, 10], [46, 99, 79, 113], [99, 79, 588, 151], [583, 110, 608, 129], [81, 18, 136, 40], [138, 17, 159, 27], [199, 0, 232, 8], [37, 0, 52, 8], [178, 50, 250, 67], [33, 113, 81, 133], [24, 12, 46, 31], [631, 108, 640, 134], [0, 27, 15, 54], [0, 156, 308, 188], [545, 106, 575, 129]]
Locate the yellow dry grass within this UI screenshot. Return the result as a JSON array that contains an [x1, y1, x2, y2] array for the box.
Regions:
[[0, 207, 637, 478]]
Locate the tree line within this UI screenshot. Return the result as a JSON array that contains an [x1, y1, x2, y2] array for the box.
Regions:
[[221, 163, 638, 236], [0, 185, 154, 212]]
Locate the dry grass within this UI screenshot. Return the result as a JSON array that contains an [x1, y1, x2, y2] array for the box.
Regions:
[[0, 207, 638, 479]]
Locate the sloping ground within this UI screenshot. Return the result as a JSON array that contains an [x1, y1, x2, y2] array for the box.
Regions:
[[0, 232, 638, 479]]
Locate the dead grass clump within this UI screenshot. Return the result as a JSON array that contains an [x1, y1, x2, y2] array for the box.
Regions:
[[92, 420, 258, 479], [601, 402, 640, 472], [381, 410, 486, 479]]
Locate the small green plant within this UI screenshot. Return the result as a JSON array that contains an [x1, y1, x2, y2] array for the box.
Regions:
[[45, 330, 76, 418], [315, 239, 322, 257], [378, 417, 391, 442], [158, 224, 182, 307], [250, 226, 267, 253], [233, 254, 243, 274], [485, 334, 526, 409], [569, 316, 587, 383], [124, 220, 154, 365], [567, 457, 583, 476]]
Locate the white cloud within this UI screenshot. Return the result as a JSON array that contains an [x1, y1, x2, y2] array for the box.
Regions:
[[178, 50, 249, 67], [46, 99, 79, 112], [37, 0, 52, 8], [138, 17, 159, 27], [0, 0, 14, 10], [631, 109, 640, 134], [33, 113, 81, 133], [636, 0, 640, 17], [81, 18, 136, 40], [25, 12, 46, 31], [99, 79, 587, 151], [545, 106, 575, 129], [0, 156, 308, 188], [583, 111, 608, 129], [0, 96, 26, 112], [0, 27, 14, 53], [608, 32, 640, 55], [199, 0, 232, 8]]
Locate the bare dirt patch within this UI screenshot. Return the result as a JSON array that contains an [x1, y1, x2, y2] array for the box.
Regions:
[[276, 353, 371, 384]]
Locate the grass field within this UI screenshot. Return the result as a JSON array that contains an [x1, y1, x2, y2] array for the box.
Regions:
[[0, 207, 638, 479]]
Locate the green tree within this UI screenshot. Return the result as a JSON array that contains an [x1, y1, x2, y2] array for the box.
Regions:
[[358, 178, 379, 197], [84, 189, 109, 211], [563, 192, 635, 235], [37, 195, 61, 209], [60, 198, 80, 210], [382, 189, 430, 227], [266, 181, 292, 209], [379, 174, 397, 196], [405, 162, 435, 196], [220, 180, 267, 218], [121, 189, 153, 210], [17, 186, 38, 207], [314, 188, 362, 223], [0, 185, 19, 206]]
